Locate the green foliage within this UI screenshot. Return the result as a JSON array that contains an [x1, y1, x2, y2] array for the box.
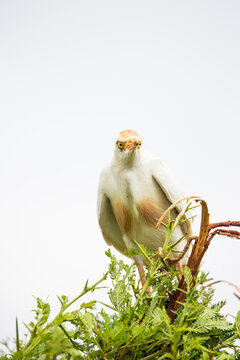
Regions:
[[1, 249, 240, 360]]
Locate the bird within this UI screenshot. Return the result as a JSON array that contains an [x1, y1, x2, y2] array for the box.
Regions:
[[97, 129, 192, 285]]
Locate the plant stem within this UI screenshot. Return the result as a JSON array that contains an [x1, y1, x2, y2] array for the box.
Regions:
[[22, 271, 109, 357], [16, 318, 20, 352], [62, 271, 109, 312], [59, 324, 78, 349]]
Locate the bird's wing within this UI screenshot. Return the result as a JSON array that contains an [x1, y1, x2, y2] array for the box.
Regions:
[[97, 167, 127, 255], [151, 160, 185, 212], [145, 153, 192, 234]]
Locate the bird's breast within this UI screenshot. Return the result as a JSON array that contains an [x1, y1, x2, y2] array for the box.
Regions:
[[138, 197, 164, 226], [110, 167, 169, 236], [113, 196, 164, 238], [114, 201, 133, 235]]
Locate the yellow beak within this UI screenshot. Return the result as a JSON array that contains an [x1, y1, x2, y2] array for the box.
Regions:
[[125, 139, 140, 151]]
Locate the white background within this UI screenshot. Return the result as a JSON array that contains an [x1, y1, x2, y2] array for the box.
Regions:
[[0, 0, 239, 345]]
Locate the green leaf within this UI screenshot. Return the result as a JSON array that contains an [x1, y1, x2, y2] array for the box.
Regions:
[[192, 307, 233, 334], [183, 266, 193, 293], [235, 310, 240, 337], [80, 301, 97, 310]]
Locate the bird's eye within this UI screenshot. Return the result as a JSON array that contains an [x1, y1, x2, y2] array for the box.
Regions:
[[137, 141, 142, 149], [118, 142, 123, 149]]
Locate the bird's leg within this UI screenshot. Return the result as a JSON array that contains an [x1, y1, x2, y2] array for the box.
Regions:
[[122, 234, 151, 294], [176, 261, 183, 276], [137, 264, 151, 294], [137, 264, 146, 287]]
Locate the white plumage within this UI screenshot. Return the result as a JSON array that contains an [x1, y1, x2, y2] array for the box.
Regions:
[[97, 130, 192, 278]]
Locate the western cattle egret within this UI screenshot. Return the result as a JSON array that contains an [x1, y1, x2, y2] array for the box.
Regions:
[[97, 129, 192, 285]]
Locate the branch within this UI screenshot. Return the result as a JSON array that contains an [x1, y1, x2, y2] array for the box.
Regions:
[[234, 293, 240, 300], [167, 198, 209, 319], [187, 198, 209, 270], [158, 196, 240, 322], [209, 221, 240, 231], [207, 229, 240, 244], [202, 280, 240, 294], [167, 236, 197, 265]]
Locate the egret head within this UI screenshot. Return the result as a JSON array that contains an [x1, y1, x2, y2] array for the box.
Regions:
[[114, 129, 142, 163]]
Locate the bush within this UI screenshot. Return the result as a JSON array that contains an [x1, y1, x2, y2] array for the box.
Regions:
[[1, 198, 240, 359], [1, 248, 240, 360]]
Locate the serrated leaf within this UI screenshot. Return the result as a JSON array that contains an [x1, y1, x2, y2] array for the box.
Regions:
[[109, 279, 131, 311], [183, 266, 193, 293], [80, 301, 96, 310], [146, 294, 159, 319], [235, 310, 240, 337], [192, 307, 233, 335], [152, 307, 171, 336]]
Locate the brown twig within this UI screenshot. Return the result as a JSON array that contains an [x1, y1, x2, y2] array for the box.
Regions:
[[168, 236, 197, 264], [234, 293, 240, 300], [167, 198, 209, 319], [209, 229, 240, 239], [202, 280, 240, 294], [209, 221, 240, 231], [155, 196, 202, 230], [209, 344, 214, 360]]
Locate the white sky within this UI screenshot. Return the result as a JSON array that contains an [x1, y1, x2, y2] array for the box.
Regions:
[[0, 0, 239, 344]]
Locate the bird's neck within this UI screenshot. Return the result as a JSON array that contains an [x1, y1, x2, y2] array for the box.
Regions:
[[112, 149, 141, 169]]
